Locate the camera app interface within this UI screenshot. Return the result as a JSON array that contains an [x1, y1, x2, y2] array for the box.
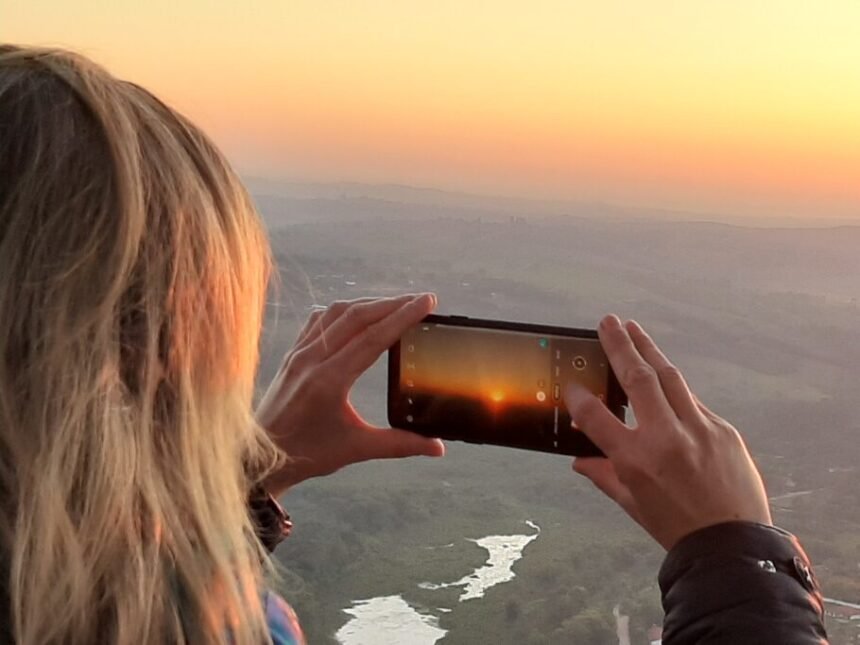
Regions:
[[395, 322, 610, 450]]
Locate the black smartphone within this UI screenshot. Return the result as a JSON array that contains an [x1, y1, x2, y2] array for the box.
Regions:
[[387, 314, 627, 457]]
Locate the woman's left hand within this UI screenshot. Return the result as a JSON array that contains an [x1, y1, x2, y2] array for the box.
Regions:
[[255, 293, 445, 497]]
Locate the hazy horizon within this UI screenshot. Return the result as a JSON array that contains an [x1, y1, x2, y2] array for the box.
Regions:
[[245, 176, 860, 229]]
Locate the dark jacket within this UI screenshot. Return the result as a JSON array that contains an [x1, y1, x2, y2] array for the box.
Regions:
[[660, 521, 828, 644]]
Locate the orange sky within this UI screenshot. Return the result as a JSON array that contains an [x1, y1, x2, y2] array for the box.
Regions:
[[5, 1, 859, 219], [400, 325, 607, 407]]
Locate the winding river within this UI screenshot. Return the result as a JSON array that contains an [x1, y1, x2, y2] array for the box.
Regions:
[[334, 596, 447, 645], [335, 520, 541, 645]]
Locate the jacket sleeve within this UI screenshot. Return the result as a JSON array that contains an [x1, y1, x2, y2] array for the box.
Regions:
[[659, 521, 828, 644]]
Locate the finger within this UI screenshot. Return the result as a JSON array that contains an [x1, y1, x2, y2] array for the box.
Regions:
[[309, 294, 426, 358], [625, 320, 703, 423], [564, 383, 630, 457], [294, 308, 325, 346], [331, 294, 437, 383], [573, 458, 640, 521], [597, 314, 675, 427], [297, 297, 393, 348], [356, 426, 446, 462]]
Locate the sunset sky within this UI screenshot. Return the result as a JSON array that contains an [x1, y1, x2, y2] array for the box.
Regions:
[[400, 325, 606, 408], [5, 1, 859, 220]]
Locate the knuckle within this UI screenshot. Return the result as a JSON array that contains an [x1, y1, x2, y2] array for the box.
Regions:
[[285, 346, 315, 372], [701, 412, 735, 436], [304, 310, 323, 329], [657, 364, 684, 384], [715, 420, 743, 445], [344, 302, 361, 316], [622, 363, 656, 390], [345, 303, 370, 324], [327, 300, 349, 316]]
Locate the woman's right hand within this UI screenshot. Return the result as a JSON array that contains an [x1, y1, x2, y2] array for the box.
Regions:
[[564, 315, 773, 551], [255, 294, 444, 497]]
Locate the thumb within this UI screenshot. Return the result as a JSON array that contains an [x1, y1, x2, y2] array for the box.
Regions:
[[361, 426, 446, 461]]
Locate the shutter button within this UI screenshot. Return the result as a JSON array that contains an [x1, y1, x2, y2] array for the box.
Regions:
[[793, 556, 816, 592]]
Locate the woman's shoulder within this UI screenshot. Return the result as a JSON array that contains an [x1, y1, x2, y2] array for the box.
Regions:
[[264, 591, 306, 645]]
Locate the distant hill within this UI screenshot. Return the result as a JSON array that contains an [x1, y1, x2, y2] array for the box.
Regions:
[[256, 199, 860, 644], [244, 176, 860, 229]]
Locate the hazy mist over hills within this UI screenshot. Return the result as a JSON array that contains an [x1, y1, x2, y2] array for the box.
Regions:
[[252, 179, 860, 644], [245, 177, 860, 229]]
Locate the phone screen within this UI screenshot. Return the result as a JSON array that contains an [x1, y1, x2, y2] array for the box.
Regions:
[[388, 316, 623, 456]]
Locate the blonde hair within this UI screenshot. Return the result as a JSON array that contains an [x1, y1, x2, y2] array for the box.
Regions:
[[0, 45, 281, 644]]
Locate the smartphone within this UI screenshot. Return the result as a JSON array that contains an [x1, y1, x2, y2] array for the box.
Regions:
[[387, 314, 627, 457]]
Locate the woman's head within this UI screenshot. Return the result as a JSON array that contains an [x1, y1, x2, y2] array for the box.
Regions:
[[0, 45, 279, 644]]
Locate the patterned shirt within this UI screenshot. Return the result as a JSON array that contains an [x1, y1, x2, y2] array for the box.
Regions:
[[264, 591, 306, 645]]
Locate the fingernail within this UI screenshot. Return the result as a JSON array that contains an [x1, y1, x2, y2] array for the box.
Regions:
[[600, 314, 621, 329]]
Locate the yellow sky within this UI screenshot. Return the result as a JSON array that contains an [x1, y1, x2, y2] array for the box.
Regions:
[[5, 1, 859, 219]]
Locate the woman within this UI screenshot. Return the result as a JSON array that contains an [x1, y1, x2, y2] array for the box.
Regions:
[[0, 45, 826, 644], [0, 45, 440, 644]]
